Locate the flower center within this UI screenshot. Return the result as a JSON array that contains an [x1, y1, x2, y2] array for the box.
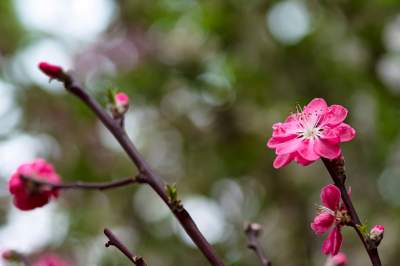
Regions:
[[294, 107, 323, 140]]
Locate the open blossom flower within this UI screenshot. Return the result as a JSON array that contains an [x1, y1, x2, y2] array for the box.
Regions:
[[267, 98, 356, 168], [311, 184, 349, 256], [33, 254, 71, 266], [8, 159, 61, 211], [325, 252, 347, 266]]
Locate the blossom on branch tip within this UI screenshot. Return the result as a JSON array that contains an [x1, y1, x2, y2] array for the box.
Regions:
[[38, 62, 64, 80], [325, 252, 347, 266], [32, 254, 71, 266], [311, 184, 350, 256], [267, 98, 356, 168], [8, 159, 61, 211]]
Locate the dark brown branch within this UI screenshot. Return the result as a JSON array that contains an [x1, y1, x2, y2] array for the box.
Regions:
[[104, 228, 147, 266], [322, 157, 381, 266], [60, 72, 225, 266], [20, 175, 143, 191], [245, 223, 271, 266]]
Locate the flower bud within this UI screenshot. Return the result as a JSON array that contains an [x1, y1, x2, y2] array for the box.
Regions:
[[369, 225, 384, 246], [8, 159, 61, 211], [325, 252, 347, 266], [38, 62, 64, 79], [111, 92, 129, 118]]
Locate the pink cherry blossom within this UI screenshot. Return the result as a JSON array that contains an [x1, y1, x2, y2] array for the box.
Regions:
[[267, 98, 356, 168], [311, 184, 348, 256], [32, 254, 71, 266], [325, 252, 347, 266], [8, 159, 61, 211]]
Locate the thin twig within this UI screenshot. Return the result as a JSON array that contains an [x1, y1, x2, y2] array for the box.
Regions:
[[59, 72, 225, 266], [245, 223, 271, 266], [104, 228, 147, 266], [20, 175, 144, 191], [322, 157, 381, 266]]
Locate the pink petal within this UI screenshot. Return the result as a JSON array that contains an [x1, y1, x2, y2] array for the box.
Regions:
[[273, 153, 294, 169], [322, 227, 343, 256], [321, 184, 341, 210], [285, 114, 297, 123], [304, 98, 328, 114], [276, 137, 303, 155], [294, 153, 314, 166], [334, 123, 356, 142], [298, 139, 320, 161], [330, 252, 348, 266], [314, 138, 341, 159], [325, 105, 348, 126], [303, 98, 328, 125], [311, 212, 335, 234], [267, 134, 297, 149], [320, 128, 341, 143], [272, 121, 299, 137]]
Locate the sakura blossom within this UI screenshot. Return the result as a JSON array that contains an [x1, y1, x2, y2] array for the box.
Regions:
[[267, 98, 356, 168], [311, 184, 349, 256], [8, 159, 61, 211]]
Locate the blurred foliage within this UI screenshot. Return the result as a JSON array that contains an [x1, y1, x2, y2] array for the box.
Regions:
[[1, 0, 400, 266]]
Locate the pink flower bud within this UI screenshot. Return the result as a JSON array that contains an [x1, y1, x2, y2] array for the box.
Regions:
[[369, 225, 384, 245], [38, 62, 64, 79], [112, 92, 129, 118], [8, 159, 61, 211], [325, 252, 347, 266], [115, 92, 129, 106]]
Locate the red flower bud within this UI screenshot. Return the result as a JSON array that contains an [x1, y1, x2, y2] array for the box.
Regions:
[[38, 62, 63, 79], [8, 159, 61, 211]]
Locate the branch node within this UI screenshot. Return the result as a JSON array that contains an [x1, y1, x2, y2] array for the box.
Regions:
[[245, 223, 271, 266]]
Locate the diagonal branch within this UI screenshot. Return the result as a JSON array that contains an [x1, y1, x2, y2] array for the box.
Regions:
[[245, 223, 271, 266], [55, 71, 225, 266], [322, 157, 381, 266], [104, 228, 147, 266], [20, 174, 144, 191]]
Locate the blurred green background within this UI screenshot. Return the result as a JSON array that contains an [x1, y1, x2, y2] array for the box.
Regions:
[[0, 0, 400, 265]]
